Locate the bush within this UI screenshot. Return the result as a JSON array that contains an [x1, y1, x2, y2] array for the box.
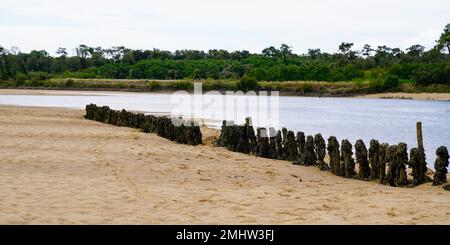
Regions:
[[29, 72, 51, 82], [384, 74, 400, 89], [237, 75, 259, 92], [387, 63, 421, 80], [295, 83, 314, 94], [368, 80, 385, 93], [412, 64, 450, 86], [170, 81, 194, 90], [148, 81, 161, 90], [65, 79, 74, 87], [14, 74, 28, 87], [26, 79, 45, 87], [202, 80, 238, 91], [115, 82, 127, 89]]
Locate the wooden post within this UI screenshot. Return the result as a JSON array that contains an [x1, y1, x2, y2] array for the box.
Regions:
[[416, 122, 424, 150]]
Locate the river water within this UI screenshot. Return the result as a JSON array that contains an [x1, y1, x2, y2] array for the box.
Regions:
[[1, 91, 449, 167]]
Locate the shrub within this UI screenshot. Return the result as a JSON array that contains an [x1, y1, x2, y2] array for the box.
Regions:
[[26, 79, 44, 87], [170, 81, 194, 90], [115, 82, 127, 89], [368, 80, 385, 93], [148, 81, 161, 90], [237, 75, 259, 92], [65, 79, 74, 87], [14, 74, 28, 87], [384, 74, 400, 89], [412, 64, 450, 86], [29, 72, 51, 82]]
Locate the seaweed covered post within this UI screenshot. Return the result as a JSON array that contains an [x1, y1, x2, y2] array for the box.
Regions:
[[296, 132, 305, 162], [295, 135, 316, 166], [257, 128, 271, 158], [341, 139, 356, 179], [118, 109, 127, 127], [217, 120, 229, 147], [261, 128, 272, 159], [355, 139, 371, 180], [236, 118, 251, 154], [433, 146, 449, 186], [84, 104, 93, 119], [256, 128, 262, 157], [228, 124, 238, 151], [369, 139, 380, 180], [327, 136, 341, 176], [417, 148, 428, 183], [379, 143, 389, 184], [314, 134, 328, 171], [192, 122, 202, 146], [246, 118, 257, 155], [409, 147, 428, 186], [279, 127, 288, 160], [102, 106, 111, 124], [286, 131, 298, 162], [386, 145, 399, 186], [410, 121, 429, 185], [269, 127, 278, 159], [397, 143, 409, 186], [275, 130, 283, 160], [173, 117, 186, 144], [236, 125, 249, 154]]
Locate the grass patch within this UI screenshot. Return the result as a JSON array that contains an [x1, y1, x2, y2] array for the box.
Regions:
[[1, 78, 450, 96]]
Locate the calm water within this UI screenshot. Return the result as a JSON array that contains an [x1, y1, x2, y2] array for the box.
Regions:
[[1, 91, 449, 167]]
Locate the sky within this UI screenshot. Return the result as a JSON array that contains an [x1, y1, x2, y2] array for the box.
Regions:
[[1, 0, 449, 55]]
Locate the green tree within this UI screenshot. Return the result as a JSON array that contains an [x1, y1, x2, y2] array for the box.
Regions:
[[307, 49, 321, 59], [437, 23, 450, 61], [56, 47, 68, 57], [339, 42, 354, 54], [279, 44, 293, 64], [406, 45, 425, 57], [262, 46, 279, 58], [339, 42, 358, 60], [361, 44, 373, 58]]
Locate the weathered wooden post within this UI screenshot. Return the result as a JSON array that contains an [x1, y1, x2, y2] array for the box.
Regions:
[[414, 121, 429, 185], [416, 122, 423, 150]]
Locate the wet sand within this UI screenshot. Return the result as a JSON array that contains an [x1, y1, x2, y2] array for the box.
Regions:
[[2, 89, 450, 101], [0, 105, 449, 224], [357, 92, 450, 101]]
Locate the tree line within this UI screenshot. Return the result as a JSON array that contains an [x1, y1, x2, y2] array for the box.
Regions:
[[1, 24, 449, 88]]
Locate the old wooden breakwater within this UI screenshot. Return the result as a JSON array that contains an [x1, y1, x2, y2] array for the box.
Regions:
[[84, 104, 449, 189], [84, 104, 202, 146], [215, 118, 450, 188]]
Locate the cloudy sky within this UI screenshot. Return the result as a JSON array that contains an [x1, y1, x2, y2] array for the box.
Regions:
[[1, 0, 449, 55]]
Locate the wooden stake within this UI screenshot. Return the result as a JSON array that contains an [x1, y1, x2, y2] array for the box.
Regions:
[[416, 122, 424, 150]]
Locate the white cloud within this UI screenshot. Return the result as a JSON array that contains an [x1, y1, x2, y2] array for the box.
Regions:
[[1, 0, 449, 54]]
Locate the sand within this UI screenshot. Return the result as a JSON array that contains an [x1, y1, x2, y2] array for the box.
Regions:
[[357, 92, 450, 101], [2, 89, 450, 101], [0, 105, 449, 224]]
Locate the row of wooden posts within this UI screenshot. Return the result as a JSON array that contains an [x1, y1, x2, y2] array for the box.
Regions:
[[84, 104, 202, 146], [83, 104, 448, 188], [216, 118, 449, 187]]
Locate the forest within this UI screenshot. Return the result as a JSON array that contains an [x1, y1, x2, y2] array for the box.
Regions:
[[1, 24, 449, 91]]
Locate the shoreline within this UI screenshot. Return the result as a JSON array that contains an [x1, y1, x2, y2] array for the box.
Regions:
[[356, 92, 450, 101], [0, 105, 449, 224], [2, 88, 450, 101]]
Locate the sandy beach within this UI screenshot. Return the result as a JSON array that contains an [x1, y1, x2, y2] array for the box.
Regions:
[[0, 105, 449, 224], [2, 89, 450, 101], [357, 92, 450, 101]]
